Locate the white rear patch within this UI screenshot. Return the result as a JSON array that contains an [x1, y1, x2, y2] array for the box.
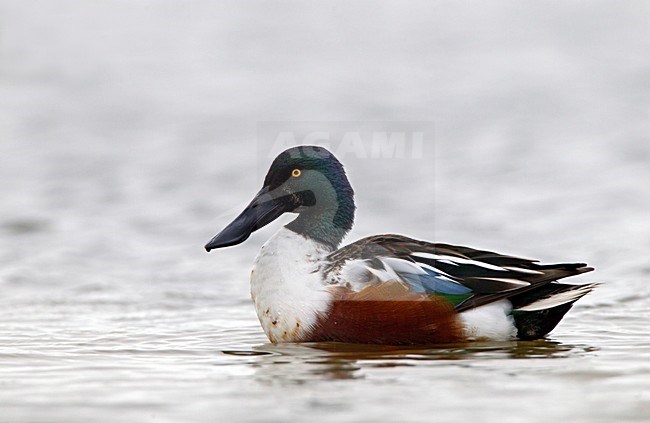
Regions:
[[251, 227, 333, 343], [459, 300, 517, 341]]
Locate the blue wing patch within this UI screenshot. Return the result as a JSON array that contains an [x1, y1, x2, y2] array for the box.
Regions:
[[419, 267, 472, 295], [395, 265, 472, 295]]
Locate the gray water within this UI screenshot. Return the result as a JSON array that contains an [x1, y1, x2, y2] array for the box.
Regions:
[[1, 1, 649, 422]]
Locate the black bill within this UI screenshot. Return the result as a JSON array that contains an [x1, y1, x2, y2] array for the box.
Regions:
[[204, 188, 312, 252]]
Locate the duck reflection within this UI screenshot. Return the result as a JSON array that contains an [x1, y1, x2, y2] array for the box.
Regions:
[[223, 339, 597, 384]]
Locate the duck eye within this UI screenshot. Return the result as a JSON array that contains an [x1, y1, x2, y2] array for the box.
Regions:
[[291, 169, 301, 177]]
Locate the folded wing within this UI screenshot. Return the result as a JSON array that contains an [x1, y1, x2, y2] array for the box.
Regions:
[[323, 234, 594, 310]]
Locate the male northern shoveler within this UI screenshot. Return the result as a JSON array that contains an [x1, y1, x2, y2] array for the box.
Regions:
[[205, 145, 596, 345]]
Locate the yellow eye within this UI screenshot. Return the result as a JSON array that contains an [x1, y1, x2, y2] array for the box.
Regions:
[[291, 169, 301, 177]]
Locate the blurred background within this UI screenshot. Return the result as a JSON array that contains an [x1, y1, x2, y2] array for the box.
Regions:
[[1, 1, 649, 422]]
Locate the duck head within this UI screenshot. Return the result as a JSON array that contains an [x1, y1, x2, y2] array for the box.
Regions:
[[205, 145, 355, 251]]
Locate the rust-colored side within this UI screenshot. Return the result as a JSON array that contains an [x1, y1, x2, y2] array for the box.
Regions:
[[308, 283, 465, 345]]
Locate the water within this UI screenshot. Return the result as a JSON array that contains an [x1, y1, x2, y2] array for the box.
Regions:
[[1, 1, 649, 422]]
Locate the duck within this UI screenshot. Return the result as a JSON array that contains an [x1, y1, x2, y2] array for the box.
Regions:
[[205, 145, 596, 345]]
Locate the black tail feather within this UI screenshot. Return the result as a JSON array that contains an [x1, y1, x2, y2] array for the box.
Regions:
[[511, 283, 597, 340], [512, 303, 575, 340]]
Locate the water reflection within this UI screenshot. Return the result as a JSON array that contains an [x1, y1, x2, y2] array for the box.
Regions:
[[222, 339, 597, 383]]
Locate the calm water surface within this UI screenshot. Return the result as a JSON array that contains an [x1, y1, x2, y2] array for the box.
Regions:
[[1, 2, 649, 422]]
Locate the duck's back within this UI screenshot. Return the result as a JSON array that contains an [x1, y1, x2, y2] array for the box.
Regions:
[[316, 234, 596, 344]]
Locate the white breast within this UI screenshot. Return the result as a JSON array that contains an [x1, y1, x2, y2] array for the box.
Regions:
[[250, 227, 333, 343]]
